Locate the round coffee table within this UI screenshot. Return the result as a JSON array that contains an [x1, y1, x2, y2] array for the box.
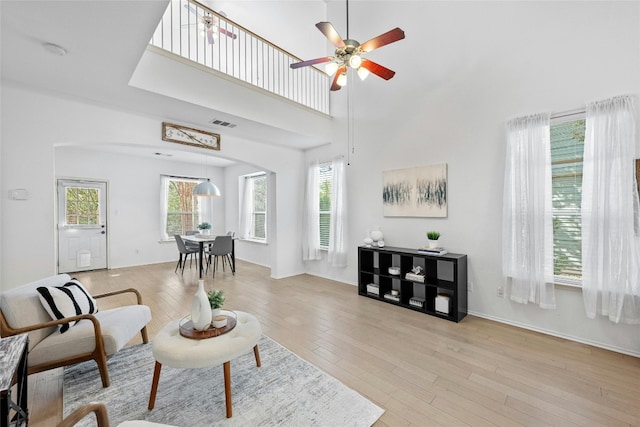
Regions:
[[148, 310, 262, 418]]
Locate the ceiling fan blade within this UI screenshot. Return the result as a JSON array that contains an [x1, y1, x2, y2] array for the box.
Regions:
[[290, 57, 333, 69], [316, 22, 346, 49], [330, 66, 347, 91], [218, 27, 238, 40], [206, 29, 215, 44], [360, 59, 396, 80], [184, 4, 199, 16], [359, 27, 405, 53]]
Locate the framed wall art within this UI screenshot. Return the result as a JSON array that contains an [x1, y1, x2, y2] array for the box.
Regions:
[[383, 163, 448, 217], [162, 122, 220, 151]]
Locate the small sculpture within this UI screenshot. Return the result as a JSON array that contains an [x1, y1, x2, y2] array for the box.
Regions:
[[411, 265, 424, 276], [370, 226, 383, 247]]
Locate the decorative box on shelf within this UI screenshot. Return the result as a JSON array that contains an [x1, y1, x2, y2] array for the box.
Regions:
[[417, 247, 448, 256], [383, 292, 400, 302], [409, 297, 425, 308], [366, 283, 379, 295], [435, 294, 451, 314], [405, 272, 425, 282]]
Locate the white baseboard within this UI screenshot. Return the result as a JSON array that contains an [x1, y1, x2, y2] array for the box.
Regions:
[[468, 310, 640, 358]]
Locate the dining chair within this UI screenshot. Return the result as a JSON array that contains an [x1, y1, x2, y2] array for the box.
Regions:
[[184, 230, 201, 251], [205, 235, 233, 278], [174, 235, 199, 274]]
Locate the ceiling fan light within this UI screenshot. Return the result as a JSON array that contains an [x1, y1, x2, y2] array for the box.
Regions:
[[336, 71, 348, 87], [325, 62, 339, 76], [348, 54, 362, 69], [357, 66, 370, 81], [193, 179, 221, 197]]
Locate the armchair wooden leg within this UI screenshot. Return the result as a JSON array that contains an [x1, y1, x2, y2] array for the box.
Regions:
[[141, 325, 149, 344], [95, 353, 110, 388], [253, 345, 261, 367]]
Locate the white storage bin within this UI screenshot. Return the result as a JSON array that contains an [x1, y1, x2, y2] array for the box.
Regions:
[[435, 294, 450, 314]]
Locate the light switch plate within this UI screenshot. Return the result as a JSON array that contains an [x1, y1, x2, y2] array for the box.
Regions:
[[9, 189, 29, 200]]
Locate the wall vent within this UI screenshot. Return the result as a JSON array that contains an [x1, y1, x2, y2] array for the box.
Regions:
[[209, 119, 237, 128]]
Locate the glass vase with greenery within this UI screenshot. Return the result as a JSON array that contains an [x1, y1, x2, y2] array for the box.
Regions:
[[207, 289, 225, 316]]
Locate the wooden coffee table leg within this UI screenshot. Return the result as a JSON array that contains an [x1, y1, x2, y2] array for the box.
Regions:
[[253, 345, 261, 367], [223, 361, 232, 418], [148, 361, 162, 410]]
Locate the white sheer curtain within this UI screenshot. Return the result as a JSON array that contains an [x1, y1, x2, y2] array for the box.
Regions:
[[160, 175, 170, 240], [198, 197, 214, 229], [328, 156, 348, 267], [302, 160, 321, 260], [582, 95, 640, 324], [238, 176, 253, 239], [502, 113, 556, 309]]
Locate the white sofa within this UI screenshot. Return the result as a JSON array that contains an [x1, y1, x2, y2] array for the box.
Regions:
[[0, 274, 151, 387]]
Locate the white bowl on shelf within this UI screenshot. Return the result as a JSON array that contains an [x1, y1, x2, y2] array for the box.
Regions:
[[388, 266, 400, 275]]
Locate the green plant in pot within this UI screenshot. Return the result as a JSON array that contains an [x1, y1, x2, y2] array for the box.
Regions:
[[198, 222, 212, 235], [207, 289, 225, 317], [426, 231, 440, 248]]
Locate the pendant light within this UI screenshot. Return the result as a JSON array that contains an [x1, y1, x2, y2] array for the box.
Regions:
[[193, 178, 221, 196], [193, 153, 221, 197]]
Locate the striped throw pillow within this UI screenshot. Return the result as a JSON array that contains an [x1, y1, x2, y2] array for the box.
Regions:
[[37, 279, 98, 333]]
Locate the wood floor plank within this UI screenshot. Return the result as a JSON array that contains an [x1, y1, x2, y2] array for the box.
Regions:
[[22, 261, 640, 427]]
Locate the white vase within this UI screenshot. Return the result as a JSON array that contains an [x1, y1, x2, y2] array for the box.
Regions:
[[191, 279, 212, 331], [428, 239, 439, 248]]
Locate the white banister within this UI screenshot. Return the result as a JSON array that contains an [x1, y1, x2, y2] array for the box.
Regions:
[[150, 0, 330, 115]]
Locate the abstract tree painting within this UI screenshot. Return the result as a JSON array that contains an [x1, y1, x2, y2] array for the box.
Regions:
[[383, 164, 448, 217]]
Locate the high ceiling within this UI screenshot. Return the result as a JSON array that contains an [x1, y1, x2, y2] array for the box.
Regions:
[[0, 0, 328, 166]]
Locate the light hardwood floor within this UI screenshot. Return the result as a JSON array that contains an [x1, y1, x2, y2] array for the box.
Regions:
[[27, 260, 640, 426]]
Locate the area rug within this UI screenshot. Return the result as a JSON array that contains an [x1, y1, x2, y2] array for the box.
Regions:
[[64, 336, 384, 426]]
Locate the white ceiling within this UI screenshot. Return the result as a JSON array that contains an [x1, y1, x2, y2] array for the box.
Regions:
[[0, 0, 328, 167]]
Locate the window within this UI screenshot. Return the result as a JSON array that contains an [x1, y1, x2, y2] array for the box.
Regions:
[[65, 187, 100, 225], [550, 116, 585, 286], [319, 162, 332, 248], [250, 174, 267, 240], [240, 173, 267, 241], [163, 176, 200, 237]]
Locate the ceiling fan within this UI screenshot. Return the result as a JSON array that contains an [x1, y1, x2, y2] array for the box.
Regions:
[[184, 4, 237, 44], [290, 0, 405, 91]]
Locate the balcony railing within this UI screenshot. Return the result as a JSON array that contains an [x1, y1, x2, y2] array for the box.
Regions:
[[150, 0, 330, 115]]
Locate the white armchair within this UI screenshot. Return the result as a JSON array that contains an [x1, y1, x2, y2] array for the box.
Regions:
[[0, 274, 151, 387]]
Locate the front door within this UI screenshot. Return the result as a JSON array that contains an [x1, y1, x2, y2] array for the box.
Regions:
[[57, 179, 108, 273]]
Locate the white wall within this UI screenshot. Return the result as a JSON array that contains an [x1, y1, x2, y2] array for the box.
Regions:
[[1, 84, 306, 289], [304, 1, 640, 355], [55, 146, 226, 268]]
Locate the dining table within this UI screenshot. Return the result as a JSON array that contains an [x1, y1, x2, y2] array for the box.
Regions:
[[182, 234, 236, 279]]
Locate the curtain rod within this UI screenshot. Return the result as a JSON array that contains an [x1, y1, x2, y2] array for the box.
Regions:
[[551, 108, 585, 119]]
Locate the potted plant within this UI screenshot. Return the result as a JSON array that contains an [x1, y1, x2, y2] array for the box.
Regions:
[[207, 289, 225, 317], [198, 222, 212, 235], [426, 231, 440, 248]]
